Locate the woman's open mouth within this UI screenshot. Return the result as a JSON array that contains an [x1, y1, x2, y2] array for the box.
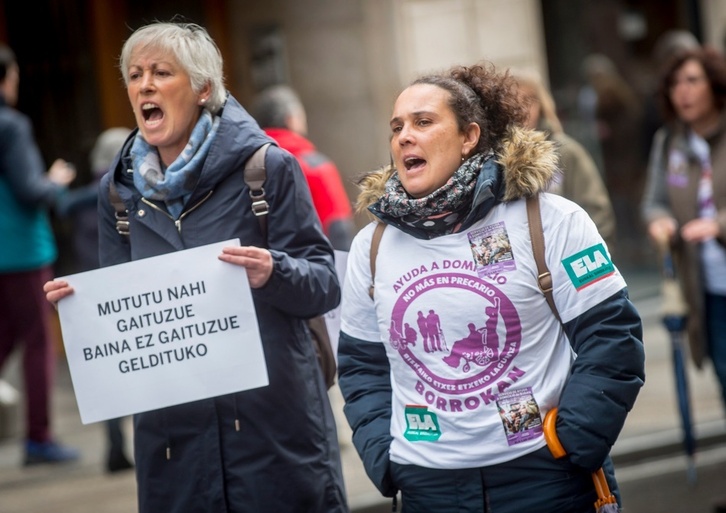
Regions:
[[404, 156, 426, 171], [141, 102, 164, 126]]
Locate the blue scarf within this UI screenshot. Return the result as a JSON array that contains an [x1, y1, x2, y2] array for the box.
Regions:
[[131, 110, 220, 219]]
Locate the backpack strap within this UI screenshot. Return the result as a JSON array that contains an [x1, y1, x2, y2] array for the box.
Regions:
[[243, 143, 272, 241], [108, 181, 130, 236], [242, 142, 337, 389], [368, 222, 387, 299], [526, 194, 561, 323]]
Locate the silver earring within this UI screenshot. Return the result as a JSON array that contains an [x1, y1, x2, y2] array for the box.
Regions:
[[461, 155, 466, 162], [200, 98, 207, 105]]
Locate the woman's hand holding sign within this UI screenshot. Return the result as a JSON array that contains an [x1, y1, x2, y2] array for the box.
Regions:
[[44, 279, 75, 308], [218, 246, 273, 289]]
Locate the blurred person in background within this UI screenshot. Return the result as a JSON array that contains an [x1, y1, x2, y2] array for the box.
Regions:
[[642, 29, 701, 153], [58, 128, 132, 273], [0, 42, 79, 465], [56, 127, 134, 473], [580, 53, 645, 260], [251, 85, 355, 250], [642, 46, 726, 414], [513, 69, 616, 251]]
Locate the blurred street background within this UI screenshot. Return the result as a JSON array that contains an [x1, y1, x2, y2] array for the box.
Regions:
[[3, 1, 726, 512]]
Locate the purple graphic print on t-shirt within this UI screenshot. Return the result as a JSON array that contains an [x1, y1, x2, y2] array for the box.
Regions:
[[389, 272, 523, 413]]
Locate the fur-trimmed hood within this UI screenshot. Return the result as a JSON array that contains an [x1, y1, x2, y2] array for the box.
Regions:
[[357, 126, 559, 214]]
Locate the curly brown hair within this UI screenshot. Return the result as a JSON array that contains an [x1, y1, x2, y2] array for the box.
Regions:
[[657, 46, 726, 123], [412, 62, 527, 154]]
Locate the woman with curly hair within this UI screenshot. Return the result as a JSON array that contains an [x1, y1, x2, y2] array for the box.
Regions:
[[338, 62, 644, 512]]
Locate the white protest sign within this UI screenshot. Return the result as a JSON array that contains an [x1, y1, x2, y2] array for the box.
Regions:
[[322, 250, 348, 362], [57, 239, 268, 424]]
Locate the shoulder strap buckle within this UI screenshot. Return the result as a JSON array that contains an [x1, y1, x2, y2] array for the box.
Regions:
[[109, 181, 130, 237], [114, 213, 130, 236], [249, 193, 269, 217], [244, 143, 272, 235]]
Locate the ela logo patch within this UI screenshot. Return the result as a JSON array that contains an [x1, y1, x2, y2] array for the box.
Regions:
[[404, 405, 441, 442], [561, 243, 614, 290]]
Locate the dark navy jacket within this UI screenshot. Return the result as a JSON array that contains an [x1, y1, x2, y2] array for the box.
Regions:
[[98, 95, 348, 513]]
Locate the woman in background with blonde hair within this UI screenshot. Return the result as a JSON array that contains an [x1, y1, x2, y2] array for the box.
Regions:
[[513, 69, 617, 251]]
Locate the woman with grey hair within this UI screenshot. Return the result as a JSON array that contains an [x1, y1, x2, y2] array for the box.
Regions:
[[45, 21, 347, 513]]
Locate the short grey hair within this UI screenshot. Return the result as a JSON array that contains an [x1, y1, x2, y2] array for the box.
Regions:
[[119, 22, 226, 113], [250, 85, 304, 129]]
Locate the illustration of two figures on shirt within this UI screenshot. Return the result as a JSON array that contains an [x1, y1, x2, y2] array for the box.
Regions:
[[390, 297, 501, 373]]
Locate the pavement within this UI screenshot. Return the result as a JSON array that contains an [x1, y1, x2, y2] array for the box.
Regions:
[[1, 264, 726, 513]]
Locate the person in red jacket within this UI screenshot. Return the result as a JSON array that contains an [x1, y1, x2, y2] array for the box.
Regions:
[[251, 85, 355, 250]]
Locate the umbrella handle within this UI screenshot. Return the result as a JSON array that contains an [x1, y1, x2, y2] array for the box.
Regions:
[[543, 408, 566, 459], [543, 408, 619, 508], [592, 468, 618, 507]]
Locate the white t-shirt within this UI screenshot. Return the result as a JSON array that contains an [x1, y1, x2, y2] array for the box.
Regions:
[[341, 193, 626, 469]]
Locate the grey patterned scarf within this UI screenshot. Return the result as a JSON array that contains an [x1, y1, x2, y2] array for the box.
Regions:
[[372, 153, 485, 235]]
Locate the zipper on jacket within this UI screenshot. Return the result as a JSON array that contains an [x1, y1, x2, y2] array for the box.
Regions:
[[233, 397, 241, 431], [140, 190, 213, 233], [162, 410, 171, 460]]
